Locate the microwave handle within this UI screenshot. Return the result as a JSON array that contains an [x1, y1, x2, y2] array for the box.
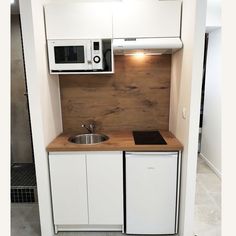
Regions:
[[87, 43, 92, 64]]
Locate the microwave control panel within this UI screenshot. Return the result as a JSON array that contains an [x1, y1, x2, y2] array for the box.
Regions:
[[91, 40, 103, 70]]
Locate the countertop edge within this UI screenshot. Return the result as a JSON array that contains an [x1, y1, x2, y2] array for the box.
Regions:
[[46, 131, 183, 152]]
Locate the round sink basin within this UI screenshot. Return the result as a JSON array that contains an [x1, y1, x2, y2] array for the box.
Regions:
[[68, 133, 109, 144]]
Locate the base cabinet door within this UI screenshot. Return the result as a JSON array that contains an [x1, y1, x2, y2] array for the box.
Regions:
[[49, 153, 88, 225], [86, 151, 123, 225], [125, 152, 179, 234]]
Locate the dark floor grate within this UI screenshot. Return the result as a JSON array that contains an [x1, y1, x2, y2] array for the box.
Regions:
[[11, 163, 37, 203], [11, 187, 37, 203]]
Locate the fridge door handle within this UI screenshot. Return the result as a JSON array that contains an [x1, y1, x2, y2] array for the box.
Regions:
[[126, 152, 178, 156]]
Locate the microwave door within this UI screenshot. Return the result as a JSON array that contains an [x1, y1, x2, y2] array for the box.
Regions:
[[48, 40, 91, 71], [54, 46, 88, 70], [54, 46, 84, 63]]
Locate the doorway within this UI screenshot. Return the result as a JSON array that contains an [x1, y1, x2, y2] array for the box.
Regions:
[[11, 14, 37, 203], [194, 31, 221, 236]]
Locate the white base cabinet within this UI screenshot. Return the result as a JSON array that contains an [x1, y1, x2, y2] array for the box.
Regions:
[[49, 153, 88, 225], [49, 150, 181, 235], [86, 152, 123, 225], [49, 151, 123, 233]]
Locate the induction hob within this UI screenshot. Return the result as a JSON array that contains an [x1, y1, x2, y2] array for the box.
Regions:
[[132, 130, 167, 145]]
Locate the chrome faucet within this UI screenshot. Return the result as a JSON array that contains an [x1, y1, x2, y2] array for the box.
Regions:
[[81, 122, 96, 133]]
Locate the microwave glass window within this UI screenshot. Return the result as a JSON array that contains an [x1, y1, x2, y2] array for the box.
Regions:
[[54, 46, 85, 64]]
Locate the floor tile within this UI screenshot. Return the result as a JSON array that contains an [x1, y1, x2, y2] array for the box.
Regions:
[[210, 192, 221, 208], [194, 156, 221, 236], [197, 159, 212, 174], [11, 203, 41, 236], [195, 204, 221, 225], [197, 173, 221, 194]]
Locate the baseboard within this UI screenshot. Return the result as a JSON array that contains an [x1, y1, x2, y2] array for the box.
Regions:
[[55, 224, 123, 233], [199, 153, 221, 179]]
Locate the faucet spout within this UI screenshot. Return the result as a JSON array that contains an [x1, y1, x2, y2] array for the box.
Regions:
[[82, 122, 96, 133]]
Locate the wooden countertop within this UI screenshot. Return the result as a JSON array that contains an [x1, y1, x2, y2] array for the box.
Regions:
[[47, 131, 183, 152]]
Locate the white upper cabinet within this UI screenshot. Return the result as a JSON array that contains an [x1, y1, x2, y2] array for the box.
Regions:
[[44, 1, 181, 40], [112, 0, 182, 38], [44, 2, 113, 39]]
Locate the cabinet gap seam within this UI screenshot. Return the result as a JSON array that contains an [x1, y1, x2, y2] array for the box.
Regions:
[[85, 154, 90, 224]]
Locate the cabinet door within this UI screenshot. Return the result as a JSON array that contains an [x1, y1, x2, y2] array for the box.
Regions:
[[86, 151, 123, 225], [113, 0, 181, 38], [49, 153, 88, 225], [126, 152, 178, 234], [44, 2, 113, 39]]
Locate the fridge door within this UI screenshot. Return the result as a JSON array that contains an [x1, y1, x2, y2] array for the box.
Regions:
[[126, 152, 178, 234]]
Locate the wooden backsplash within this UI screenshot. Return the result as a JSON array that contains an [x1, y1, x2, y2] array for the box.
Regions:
[[59, 55, 171, 133]]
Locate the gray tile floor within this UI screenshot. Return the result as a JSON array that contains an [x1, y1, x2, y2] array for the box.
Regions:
[[194, 157, 221, 236], [11, 203, 41, 236], [11, 157, 221, 236]]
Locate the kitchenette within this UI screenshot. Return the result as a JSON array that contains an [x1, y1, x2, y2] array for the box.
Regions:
[[42, 0, 184, 234], [18, 0, 207, 235]]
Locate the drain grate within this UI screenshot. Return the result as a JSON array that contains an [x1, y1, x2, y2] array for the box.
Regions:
[[11, 163, 38, 203], [11, 187, 37, 203]]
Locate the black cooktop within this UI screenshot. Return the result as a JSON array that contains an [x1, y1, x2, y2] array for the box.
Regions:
[[133, 130, 167, 145]]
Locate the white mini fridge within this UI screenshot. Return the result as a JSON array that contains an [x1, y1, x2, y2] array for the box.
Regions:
[[125, 152, 180, 235]]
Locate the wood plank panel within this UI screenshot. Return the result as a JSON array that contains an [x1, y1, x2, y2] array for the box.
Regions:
[[59, 55, 171, 133]]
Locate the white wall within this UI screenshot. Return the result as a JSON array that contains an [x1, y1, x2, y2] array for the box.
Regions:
[[200, 29, 221, 177], [169, 0, 207, 235], [19, 0, 63, 235], [206, 0, 221, 32]]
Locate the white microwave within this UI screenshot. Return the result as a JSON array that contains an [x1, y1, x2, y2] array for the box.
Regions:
[[47, 39, 104, 73]]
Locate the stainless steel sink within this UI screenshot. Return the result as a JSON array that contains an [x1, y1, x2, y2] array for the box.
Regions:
[[68, 133, 109, 144]]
